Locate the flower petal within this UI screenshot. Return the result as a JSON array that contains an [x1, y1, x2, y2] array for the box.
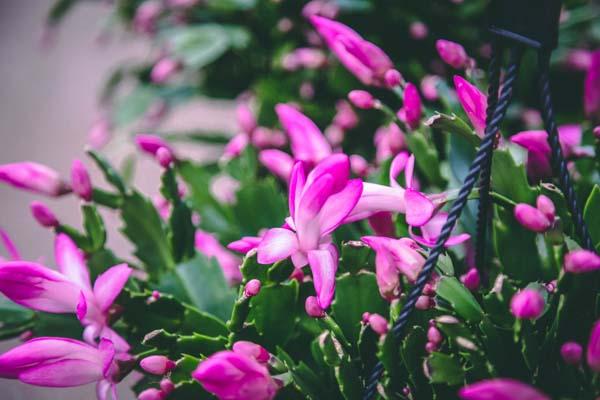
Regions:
[[93, 263, 132, 312], [289, 161, 306, 219], [308, 247, 338, 309], [257, 228, 298, 265], [319, 179, 363, 236], [404, 189, 435, 227], [259, 149, 295, 182], [296, 173, 334, 250], [55, 233, 91, 290], [389, 151, 410, 189], [275, 104, 331, 163]]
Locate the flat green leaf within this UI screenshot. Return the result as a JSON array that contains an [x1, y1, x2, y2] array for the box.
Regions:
[[436, 277, 484, 322], [491, 149, 536, 204], [232, 177, 288, 236], [164, 25, 231, 69], [335, 357, 362, 400], [426, 352, 465, 386], [425, 112, 480, 146], [0, 297, 35, 340], [82, 204, 106, 252], [583, 185, 600, 250], [406, 131, 446, 187], [87, 149, 127, 194], [113, 86, 157, 127]]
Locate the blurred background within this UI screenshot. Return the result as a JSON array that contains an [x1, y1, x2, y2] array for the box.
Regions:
[[0, 1, 233, 398]]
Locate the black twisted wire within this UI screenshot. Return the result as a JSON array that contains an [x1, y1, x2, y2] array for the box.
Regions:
[[362, 48, 523, 400], [537, 51, 594, 250], [474, 41, 503, 272]]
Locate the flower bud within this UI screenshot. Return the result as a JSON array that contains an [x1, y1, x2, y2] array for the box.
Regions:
[[415, 295, 433, 310], [459, 379, 550, 400], [350, 154, 369, 177], [361, 312, 371, 324], [151, 58, 180, 84], [138, 388, 165, 400], [71, 159, 92, 201], [140, 355, 176, 375], [159, 378, 174, 395], [427, 326, 443, 345], [155, 147, 174, 168], [510, 289, 544, 320], [460, 268, 480, 291], [436, 39, 468, 69], [593, 126, 600, 139], [403, 83, 422, 130], [305, 296, 325, 318], [561, 341, 582, 365], [384, 69, 402, 88], [236, 103, 257, 135], [536, 195, 555, 222], [232, 341, 270, 364], [348, 90, 375, 109], [454, 76, 487, 136], [368, 313, 389, 336], [564, 249, 600, 273], [135, 134, 174, 157], [0, 162, 69, 197], [30, 201, 59, 228], [133, 1, 162, 34], [425, 341, 438, 353], [409, 22, 428, 40], [584, 50, 600, 120], [587, 320, 600, 372], [421, 75, 440, 101], [514, 204, 552, 233], [244, 279, 261, 298]]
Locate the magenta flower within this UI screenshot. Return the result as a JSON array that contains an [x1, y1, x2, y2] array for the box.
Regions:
[[510, 125, 593, 180], [384, 69, 402, 88], [403, 83, 422, 130], [374, 123, 406, 164], [231, 341, 270, 364], [0, 337, 119, 398], [514, 195, 555, 233], [367, 212, 395, 237], [133, 0, 162, 34], [560, 342, 582, 365], [257, 154, 362, 309], [195, 230, 242, 285], [436, 40, 469, 69], [275, 104, 332, 166], [460, 268, 480, 291], [135, 134, 175, 158], [138, 388, 165, 400], [30, 201, 59, 228], [361, 236, 425, 300], [0, 162, 70, 197], [192, 350, 279, 400], [587, 320, 600, 372], [368, 313, 389, 336], [564, 249, 600, 273], [459, 379, 550, 400], [310, 16, 393, 87], [510, 289, 545, 320], [584, 50, 600, 120], [348, 90, 376, 109], [223, 133, 250, 161], [243, 279, 262, 298], [333, 100, 359, 130], [305, 295, 325, 317], [71, 159, 93, 201], [0, 234, 131, 352], [236, 102, 257, 135], [454, 76, 487, 136], [88, 116, 112, 150], [151, 58, 180, 84], [258, 149, 295, 182]]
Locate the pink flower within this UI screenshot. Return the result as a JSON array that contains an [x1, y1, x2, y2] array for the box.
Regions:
[[155, 147, 174, 168], [421, 75, 441, 101], [276, 104, 332, 165], [192, 350, 279, 400], [223, 133, 249, 161], [368, 313, 389, 335], [0, 162, 69, 197], [71, 159, 93, 201], [409, 211, 470, 247], [333, 100, 358, 130], [310, 16, 393, 86], [236, 103, 257, 135], [228, 236, 263, 255], [374, 123, 406, 164], [281, 48, 327, 71], [348, 90, 376, 109], [361, 236, 425, 300], [88, 116, 112, 150], [0, 337, 119, 397], [0, 234, 131, 352], [460, 268, 480, 291], [251, 127, 287, 149], [584, 50, 600, 120], [350, 154, 369, 177], [133, 0, 163, 34], [436, 40, 469, 69], [403, 83, 422, 130], [259, 149, 295, 182], [305, 296, 326, 317], [384, 69, 403, 88], [514, 195, 555, 233], [138, 388, 165, 400], [587, 320, 600, 372], [302, 0, 339, 19], [454, 76, 487, 136], [195, 230, 242, 285], [560, 342, 582, 365], [135, 134, 175, 158], [564, 249, 600, 273], [30, 201, 59, 228], [409, 22, 428, 40], [564, 49, 593, 71], [243, 279, 261, 298], [257, 154, 362, 309], [510, 289, 545, 320], [151, 58, 180, 84], [232, 341, 270, 364], [511, 125, 593, 180], [459, 379, 550, 400], [140, 356, 176, 375]]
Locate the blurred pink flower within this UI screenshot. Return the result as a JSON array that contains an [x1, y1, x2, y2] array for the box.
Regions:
[[0, 162, 70, 197]]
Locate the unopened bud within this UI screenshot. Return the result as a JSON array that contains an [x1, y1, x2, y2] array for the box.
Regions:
[[140, 355, 176, 375]]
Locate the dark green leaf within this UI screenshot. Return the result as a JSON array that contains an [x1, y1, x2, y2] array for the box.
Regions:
[[491, 150, 536, 204], [406, 131, 446, 187], [82, 204, 106, 252], [426, 352, 464, 386], [0, 298, 35, 340], [436, 277, 484, 322], [425, 112, 479, 146], [583, 185, 600, 250]]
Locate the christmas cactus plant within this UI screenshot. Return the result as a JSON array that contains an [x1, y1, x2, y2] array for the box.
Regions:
[[1, 1, 600, 399]]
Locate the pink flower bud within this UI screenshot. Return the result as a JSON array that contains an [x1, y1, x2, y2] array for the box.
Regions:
[[459, 379, 550, 400], [160, 378, 174, 395], [584, 50, 600, 121], [384, 69, 403, 88], [421, 75, 440, 101], [140, 356, 176, 375], [222, 133, 249, 161], [305, 296, 325, 318], [564, 49, 593, 71], [587, 320, 600, 372], [138, 388, 165, 400], [87, 116, 111, 149], [454, 76, 487, 136], [244, 279, 261, 297], [561, 341, 582, 365], [71, 159, 92, 201], [427, 326, 443, 345], [333, 100, 358, 131], [368, 313, 389, 336], [460, 268, 480, 291], [536, 195, 555, 221], [436, 40, 469, 69], [361, 312, 371, 324], [403, 83, 422, 130], [594, 126, 600, 139], [0, 162, 69, 197], [155, 147, 174, 168], [232, 341, 270, 364], [236, 103, 257, 134], [425, 341, 438, 353], [30, 201, 59, 228], [510, 289, 544, 320], [348, 90, 375, 109], [416, 295, 433, 310], [135, 134, 174, 157], [133, 1, 162, 34], [151, 58, 180, 84], [564, 249, 600, 274], [409, 22, 428, 40], [514, 204, 553, 233], [350, 154, 369, 177]]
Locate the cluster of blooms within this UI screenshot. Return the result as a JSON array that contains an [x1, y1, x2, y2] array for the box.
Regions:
[[1, 4, 600, 400]]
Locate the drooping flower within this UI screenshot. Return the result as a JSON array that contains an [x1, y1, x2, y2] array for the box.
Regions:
[[458, 379, 550, 400], [361, 236, 426, 300], [563, 249, 600, 273], [195, 230, 242, 285], [310, 16, 394, 86], [0, 234, 131, 352], [257, 154, 362, 309], [584, 50, 600, 121], [192, 349, 280, 400], [454, 76, 487, 136], [436, 40, 469, 69], [510, 288, 545, 320], [0, 337, 121, 399], [513, 195, 555, 233], [587, 320, 600, 372], [0, 162, 70, 197]]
